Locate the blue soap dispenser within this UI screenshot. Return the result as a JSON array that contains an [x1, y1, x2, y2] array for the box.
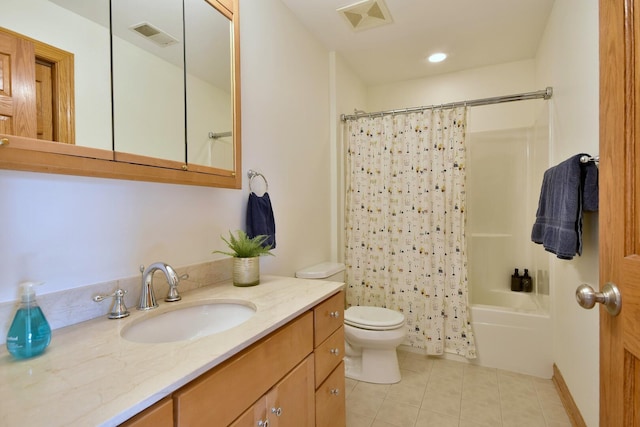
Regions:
[[6, 282, 51, 359]]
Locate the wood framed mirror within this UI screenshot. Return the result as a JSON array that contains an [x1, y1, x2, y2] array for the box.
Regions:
[[0, 0, 241, 189]]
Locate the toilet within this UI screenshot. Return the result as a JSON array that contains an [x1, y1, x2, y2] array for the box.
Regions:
[[295, 262, 407, 384]]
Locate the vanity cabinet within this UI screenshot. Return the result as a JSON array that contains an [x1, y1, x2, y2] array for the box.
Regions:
[[118, 291, 345, 427], [312, 291, 346, 427], [174, 311, 314, 426]]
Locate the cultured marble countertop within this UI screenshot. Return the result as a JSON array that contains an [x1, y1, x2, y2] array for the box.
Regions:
[[0, 276, 344, 427]]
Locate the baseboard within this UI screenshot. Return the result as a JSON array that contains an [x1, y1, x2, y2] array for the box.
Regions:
[[552, 363, 587, 427]]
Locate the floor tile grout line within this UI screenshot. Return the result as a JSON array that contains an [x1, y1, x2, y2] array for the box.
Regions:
[[347, 351, 571, 427]]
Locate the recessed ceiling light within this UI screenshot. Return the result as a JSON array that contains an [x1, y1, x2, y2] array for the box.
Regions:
[[428, 53, 447, 63]]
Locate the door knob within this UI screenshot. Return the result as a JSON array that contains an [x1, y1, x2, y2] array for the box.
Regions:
[[575, 282, 621, 316]]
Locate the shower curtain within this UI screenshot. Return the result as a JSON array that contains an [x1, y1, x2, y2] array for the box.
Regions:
[[344, 107, 476, 358]]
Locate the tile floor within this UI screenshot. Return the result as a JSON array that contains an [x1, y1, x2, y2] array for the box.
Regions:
[[345, 350, 572, 427]]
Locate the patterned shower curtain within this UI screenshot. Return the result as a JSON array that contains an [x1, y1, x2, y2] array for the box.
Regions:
[[344, 107, 476, 358]]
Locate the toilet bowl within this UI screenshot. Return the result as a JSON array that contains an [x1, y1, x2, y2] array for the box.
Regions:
[[295, 262, 407, 385], [343, 305, 406, 384]]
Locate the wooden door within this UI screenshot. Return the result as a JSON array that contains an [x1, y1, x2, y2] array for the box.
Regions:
[[600, 0, 640, 425], [35, 61, 53, 141], [0, 27, 75, 144], [0, 31, 37, 138]]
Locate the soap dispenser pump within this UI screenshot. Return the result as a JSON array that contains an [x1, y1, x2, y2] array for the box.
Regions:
[[6, 282, 51, 359]]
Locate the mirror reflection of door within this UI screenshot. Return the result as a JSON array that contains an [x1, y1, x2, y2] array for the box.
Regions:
[[0, 27, 75, 144]]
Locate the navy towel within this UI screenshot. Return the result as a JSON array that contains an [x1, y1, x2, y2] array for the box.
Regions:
[[531, 154, 599, 260], [246, 192, 276, 248]]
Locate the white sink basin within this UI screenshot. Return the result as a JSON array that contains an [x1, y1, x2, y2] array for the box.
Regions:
[[121, 300, 256, 343]]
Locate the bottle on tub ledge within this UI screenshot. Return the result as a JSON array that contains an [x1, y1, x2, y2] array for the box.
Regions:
[[521, 269, 533, 292], [510, 268, 522, 292]]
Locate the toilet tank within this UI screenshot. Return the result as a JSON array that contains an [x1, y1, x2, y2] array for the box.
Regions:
[[295, 262, 345, 282]]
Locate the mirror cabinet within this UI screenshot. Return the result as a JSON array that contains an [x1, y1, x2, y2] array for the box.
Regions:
[[0, 0, 241, 188]]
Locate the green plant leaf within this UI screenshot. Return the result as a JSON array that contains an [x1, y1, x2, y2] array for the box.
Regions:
[[212, 230, 274, 258]]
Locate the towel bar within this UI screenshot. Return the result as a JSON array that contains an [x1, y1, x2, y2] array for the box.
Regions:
[[248, 169, 269, 193], [579, 155, 599, 164]]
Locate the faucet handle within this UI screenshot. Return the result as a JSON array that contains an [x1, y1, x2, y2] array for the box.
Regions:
[[165, 273, 188, 302], [164, 266, 182, 303], [93, 289, 130, 319]]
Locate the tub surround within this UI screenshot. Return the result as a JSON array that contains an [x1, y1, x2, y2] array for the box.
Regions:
[[470, 303, 552, 378], [0, 275, 344, 426]]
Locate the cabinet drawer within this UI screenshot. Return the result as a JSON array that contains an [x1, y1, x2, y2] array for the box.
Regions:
[[174, 311, 313, 427], [315, 361, 346, 427], [314, 326, 344, 387], [314, 291, 344, 346]]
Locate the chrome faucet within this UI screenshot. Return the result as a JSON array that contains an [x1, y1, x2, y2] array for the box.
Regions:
[[138, 262, 181, 310]]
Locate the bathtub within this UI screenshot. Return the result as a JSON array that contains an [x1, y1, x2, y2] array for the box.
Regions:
[[469, 290, 553, 378]]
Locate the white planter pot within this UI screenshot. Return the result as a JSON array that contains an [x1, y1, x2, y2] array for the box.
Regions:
[[233, 257, 260, 287]]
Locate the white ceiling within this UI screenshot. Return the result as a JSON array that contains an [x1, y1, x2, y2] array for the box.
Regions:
[[279, 0, 556, 86]]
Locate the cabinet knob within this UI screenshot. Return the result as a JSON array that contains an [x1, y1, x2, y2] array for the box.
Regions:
[[257, 420, 269, 427], [329, 311, 340, 318], [330, 388, 340, 395], [271, 407, 282, 417], [330, 348, 340, 356]]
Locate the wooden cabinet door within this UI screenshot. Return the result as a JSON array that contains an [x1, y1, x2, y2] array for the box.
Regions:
[[119, 397, 173, 427], [267, 356, 315, 427], [230, 397, 267, 427], [230, 356, 315, 427]]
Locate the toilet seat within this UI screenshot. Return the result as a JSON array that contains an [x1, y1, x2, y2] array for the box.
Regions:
[[344, 306, 405, 331]]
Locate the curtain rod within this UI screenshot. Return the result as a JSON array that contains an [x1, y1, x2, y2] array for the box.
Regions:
[[340, 87, 553, 122]]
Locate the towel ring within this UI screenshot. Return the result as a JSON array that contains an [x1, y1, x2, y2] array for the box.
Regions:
[[248, 169, 269, 194]]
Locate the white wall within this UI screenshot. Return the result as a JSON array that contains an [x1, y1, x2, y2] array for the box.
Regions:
[[367, 59, 542, 133], [535, 0, 600, 425], [241, 0, 332, 275], [0, 0, 333, 302]]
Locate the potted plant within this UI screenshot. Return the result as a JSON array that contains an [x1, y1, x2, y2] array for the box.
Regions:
[[213, 230, 274, 286]]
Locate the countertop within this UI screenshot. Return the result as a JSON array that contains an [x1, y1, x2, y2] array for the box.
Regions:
[[0, 276, 344, 427]]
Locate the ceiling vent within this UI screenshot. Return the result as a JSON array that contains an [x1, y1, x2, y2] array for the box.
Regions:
[[337, 0, 393, 32], [130, 22, 179, 47]]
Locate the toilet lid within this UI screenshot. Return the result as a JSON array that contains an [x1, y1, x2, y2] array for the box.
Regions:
[[344, 306, 405, 330]]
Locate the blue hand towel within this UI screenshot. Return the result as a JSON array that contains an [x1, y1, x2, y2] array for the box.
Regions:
[[246, 192, 276, 248], [531, 154, 599, 259]]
